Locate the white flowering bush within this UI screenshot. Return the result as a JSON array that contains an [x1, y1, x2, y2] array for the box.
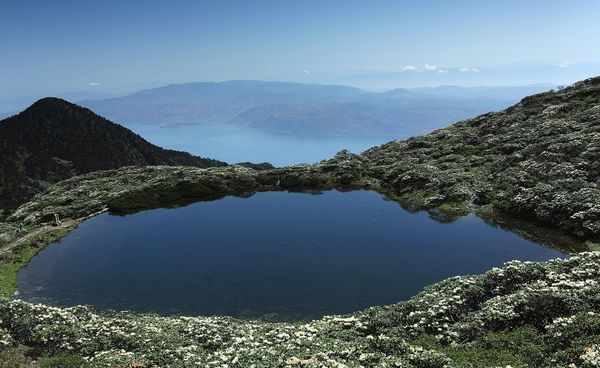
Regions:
[[0, 326, 14, 347], [579, 345, 600, 367], [543, 312, 600, 367]]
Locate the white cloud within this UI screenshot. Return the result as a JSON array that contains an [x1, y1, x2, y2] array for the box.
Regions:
[[424, 63, 437, 71], [459, 67, 479, 73], [402, 64, 417, 71], [437, 69, 447, 74], [88, 82, 100, 86], [559, 61, 572, 69]]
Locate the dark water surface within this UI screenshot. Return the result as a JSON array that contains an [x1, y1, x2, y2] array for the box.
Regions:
[[18, 190, 565, 320]]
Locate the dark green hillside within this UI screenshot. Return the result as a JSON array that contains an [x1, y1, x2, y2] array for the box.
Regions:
[[0, 98, 225, 209]]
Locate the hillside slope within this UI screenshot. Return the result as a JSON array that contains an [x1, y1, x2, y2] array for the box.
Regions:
[[229, 97, 508, 137], [0, 98, 225, 209], [361, 77, 600, 239]]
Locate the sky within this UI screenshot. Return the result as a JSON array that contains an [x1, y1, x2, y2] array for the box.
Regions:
[[2, 0, 600, 95]]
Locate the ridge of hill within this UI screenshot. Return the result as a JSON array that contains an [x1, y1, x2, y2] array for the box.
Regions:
[[0, 98, 226, 208]]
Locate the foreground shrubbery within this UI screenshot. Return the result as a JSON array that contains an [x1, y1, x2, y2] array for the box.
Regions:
[[0, 252, 598, 367]]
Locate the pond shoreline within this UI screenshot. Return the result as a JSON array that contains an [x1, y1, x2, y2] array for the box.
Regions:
[[1, 163, 594, 301], [14, 190, 569, 321]]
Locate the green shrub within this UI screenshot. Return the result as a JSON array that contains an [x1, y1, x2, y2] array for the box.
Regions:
[[37, 353, 89, 368], [412, 326, 546, 367], [0, 347, 32, 368]]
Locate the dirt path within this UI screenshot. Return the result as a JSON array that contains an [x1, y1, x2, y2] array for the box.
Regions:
[[0, 225, 53, 255], [0, 208, 108, 256]]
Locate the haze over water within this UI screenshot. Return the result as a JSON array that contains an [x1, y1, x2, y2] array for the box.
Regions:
[[129, 124, 392, 166]]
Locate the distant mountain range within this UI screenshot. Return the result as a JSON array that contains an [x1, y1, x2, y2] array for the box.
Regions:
[[76, 80, 555, 137], [79, 81, 364, 127], [271, 62, 600, 90], [406, 84, 556, 100], [0, 98, 226, 209]]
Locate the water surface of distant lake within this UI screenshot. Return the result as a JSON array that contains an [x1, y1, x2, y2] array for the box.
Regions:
[[128, 124, 394, 166]]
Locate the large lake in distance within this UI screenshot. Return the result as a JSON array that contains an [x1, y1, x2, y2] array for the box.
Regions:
[[17, 190, 565, 320], [127, 124, 394, 166]]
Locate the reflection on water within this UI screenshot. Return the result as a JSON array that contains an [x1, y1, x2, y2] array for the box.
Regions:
[[18, 190, 565, 321]]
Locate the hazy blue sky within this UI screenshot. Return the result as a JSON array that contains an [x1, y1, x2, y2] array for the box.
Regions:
[[2, 0, 600, 94]]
